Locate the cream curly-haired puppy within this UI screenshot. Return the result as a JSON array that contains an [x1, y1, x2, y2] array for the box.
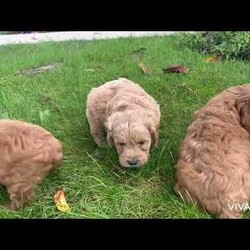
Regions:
[[0, 119, 63, 210], [175, 84, 250, 218], [86, 78, 161, 168]]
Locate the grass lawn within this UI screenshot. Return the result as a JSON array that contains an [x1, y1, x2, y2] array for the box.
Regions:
[[1, 34, 250, 218]]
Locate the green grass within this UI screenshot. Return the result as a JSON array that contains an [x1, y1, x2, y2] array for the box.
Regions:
[[1, 34, 250, 218]]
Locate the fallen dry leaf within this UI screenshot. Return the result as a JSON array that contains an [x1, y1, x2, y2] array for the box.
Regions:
[[139, 63, 152, 74], [54, 189, 70, 212], [163, 65, 189, 74], [204, 54, 221, 63], [17, 62, 61, 76]]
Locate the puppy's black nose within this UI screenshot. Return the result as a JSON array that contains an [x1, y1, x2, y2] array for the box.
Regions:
[[127, 159, 139, 166]]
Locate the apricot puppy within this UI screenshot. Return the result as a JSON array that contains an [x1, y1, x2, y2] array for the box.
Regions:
[[175, 84, 250, 218], [86, 78, 160, 168], [0, 119, 63, 210]]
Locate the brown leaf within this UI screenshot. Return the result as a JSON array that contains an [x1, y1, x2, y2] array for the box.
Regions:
[[54, 189, 70, 212], [204, 54, 221, 63], [18, 62, 61, 76], [139, 63, 152, 74], [163, 65, 189, 74]]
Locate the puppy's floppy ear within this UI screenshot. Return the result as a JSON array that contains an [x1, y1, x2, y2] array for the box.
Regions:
[[235, 88, 250, 132], [146, 121, 159, 147]]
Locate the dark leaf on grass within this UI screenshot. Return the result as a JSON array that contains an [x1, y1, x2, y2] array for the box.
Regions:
[[18, 62, 61, 76], [131, 47, 147, 60], [139, 63, 152, 75], [163, 64, 189, 74]]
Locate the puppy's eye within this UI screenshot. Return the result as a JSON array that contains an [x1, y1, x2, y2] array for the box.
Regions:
[[118, 142, 126, 147], [138, 141, 145, 146]]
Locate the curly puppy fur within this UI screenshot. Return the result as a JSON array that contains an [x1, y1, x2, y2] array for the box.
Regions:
[[175, 84, 250, 218], [0, 119, 63, 210], [86, 78, 161, 168]]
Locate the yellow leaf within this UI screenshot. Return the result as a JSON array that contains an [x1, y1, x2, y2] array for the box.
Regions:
[[138, 63, 152, 74], [204, 54, 221, 63], [54, 189, 70, 212]]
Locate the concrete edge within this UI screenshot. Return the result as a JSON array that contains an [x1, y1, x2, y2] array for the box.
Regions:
[[0, 31, 180, 46]]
